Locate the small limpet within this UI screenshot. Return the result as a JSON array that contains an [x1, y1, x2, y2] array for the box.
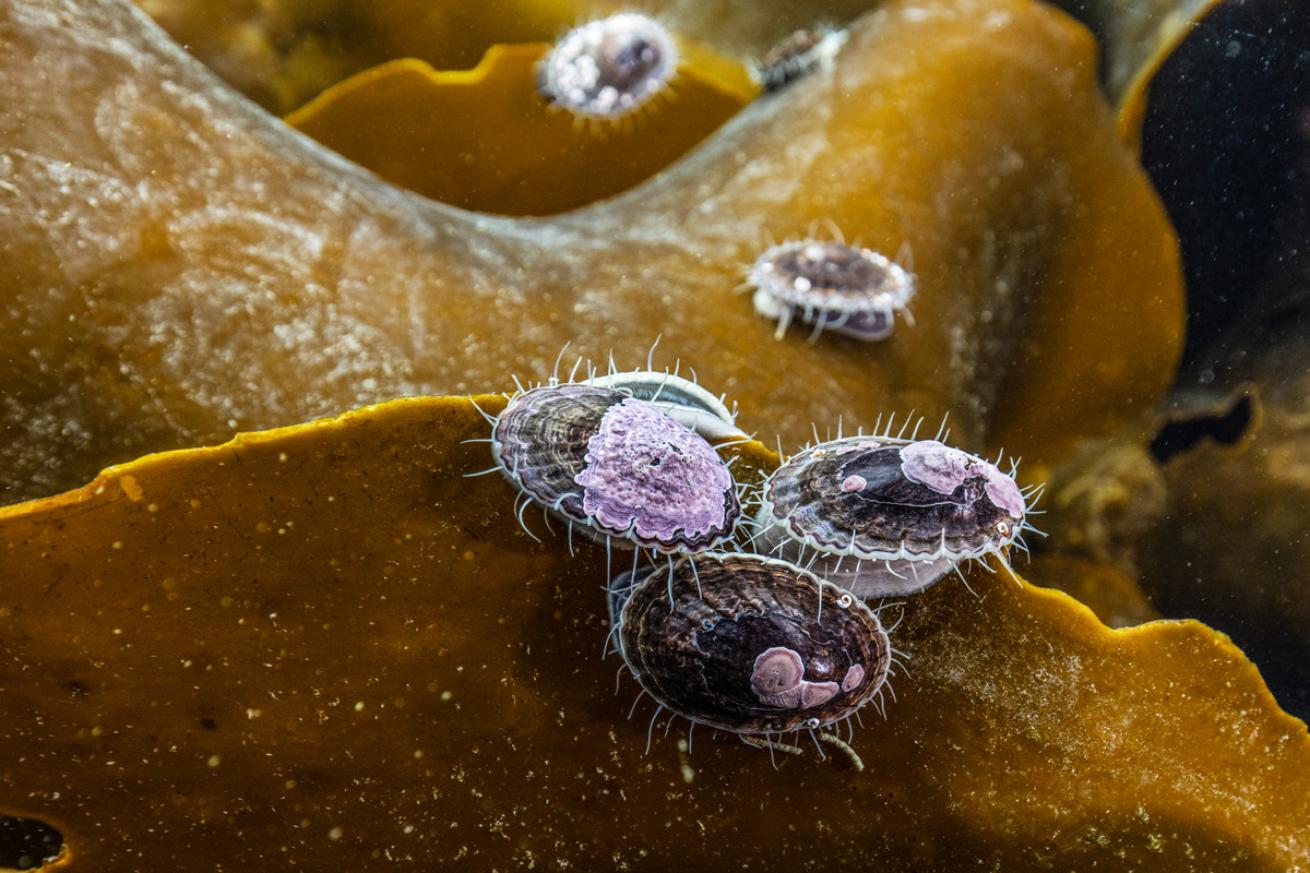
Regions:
[[747, 239, 915, 341], [482, 383, 739, 553], [537, 13, 678, 120], [608, 553, 891, 741], [752, 426, 1035, 598], [750, 26, 849, 93]]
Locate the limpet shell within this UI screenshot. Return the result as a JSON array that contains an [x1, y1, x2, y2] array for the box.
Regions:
[[609, 552, 890, 735], [748, 239, 915, 341], [537, 13, 678, 120], [491, 383, 739, 551], [754, 435, 1028, 598]]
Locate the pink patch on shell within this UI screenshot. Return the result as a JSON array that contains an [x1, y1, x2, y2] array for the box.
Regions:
[[841, 663, 865, 692], [750, 646, 805, 698], [759, 686, 804, 708], [840, 474, 867, 493], [984, 468, 1026, 521], [800, 681, 840, 708], [901, 439, 1026, 521], [898, 439, 976, 495], [575, 398, 732, 541]]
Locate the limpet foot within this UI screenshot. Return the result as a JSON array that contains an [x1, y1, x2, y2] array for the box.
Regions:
[[754, 432, 1034, 599]]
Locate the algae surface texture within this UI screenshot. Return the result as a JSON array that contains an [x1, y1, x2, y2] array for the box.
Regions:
[[2, 397, 1308, 871], [0, 0, 1180, 504], [1, 0, 1308, 870]]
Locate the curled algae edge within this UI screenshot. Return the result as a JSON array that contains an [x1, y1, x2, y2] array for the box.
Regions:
[[1114, 0, 1225, 152], [2, 394, 1308, 869], [283, 44, 757, 127], [281, 40, 757, 215]]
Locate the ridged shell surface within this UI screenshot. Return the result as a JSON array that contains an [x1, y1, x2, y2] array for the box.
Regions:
[[493, 384, 739, 551], [612, 553, 889, 734], [755, 436, 1024, 597], [493, 384, 621, 524]]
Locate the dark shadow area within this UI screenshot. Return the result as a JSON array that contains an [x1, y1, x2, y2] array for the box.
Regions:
[[1149, 390, 1254, 462], [0, 816, 63, 870], [1140, 0, 1310, 379]]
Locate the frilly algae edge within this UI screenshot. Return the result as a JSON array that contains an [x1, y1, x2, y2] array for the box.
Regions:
[[283, 43, 755, 215], [1, 394, 1306, 871]]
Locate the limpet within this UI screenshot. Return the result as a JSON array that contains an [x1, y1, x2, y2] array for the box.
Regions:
[[750, 26, 849, 93], [752, 423, 1036, 598], [608, 552, 891, 744], [747, 238, 915, 341], [537, 13, 678, 120], [478, 383, 739, 553]]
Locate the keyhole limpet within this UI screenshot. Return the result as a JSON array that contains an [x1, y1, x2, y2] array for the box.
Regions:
[[537, 13, 678, 120], [747, 238, 915, 342], [608, 552, 891, 745], [752, 425, 1037, 598]]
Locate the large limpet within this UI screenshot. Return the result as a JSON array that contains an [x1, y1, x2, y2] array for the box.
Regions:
[[753, 433, 1032, 598], [608, 552, 890, 739], [486, 383, 739, 552]]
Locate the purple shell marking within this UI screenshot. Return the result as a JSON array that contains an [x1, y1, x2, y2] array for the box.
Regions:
[[576, 398, 734, 544], [748, 239, 915, 342], [900, 440, 1026, 521], [491, 384, 739, 552], [754, 435, 1029, 598], [537, 13, 678, 119], [609, 553, 890, 736]]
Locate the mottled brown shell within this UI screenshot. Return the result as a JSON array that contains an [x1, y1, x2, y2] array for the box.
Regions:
[[611, 553, 890, 734], [492, 383, 740, 551], [755, 435, 1024, 597], [492, 383, 622, 524]]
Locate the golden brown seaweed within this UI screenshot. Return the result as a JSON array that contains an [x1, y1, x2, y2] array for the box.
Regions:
[[1, 396, 1306, 870], [0, 0, 1183, 505], [285, 46, 753, 215], [134, 0, 884, 113]]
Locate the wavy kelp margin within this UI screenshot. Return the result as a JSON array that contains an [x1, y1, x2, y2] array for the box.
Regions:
[[284, 44, 754, 216], [0, 396, 1305, 871]]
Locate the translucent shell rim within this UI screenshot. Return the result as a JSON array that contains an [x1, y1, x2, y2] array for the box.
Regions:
[[585, 369, 746, 441]]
